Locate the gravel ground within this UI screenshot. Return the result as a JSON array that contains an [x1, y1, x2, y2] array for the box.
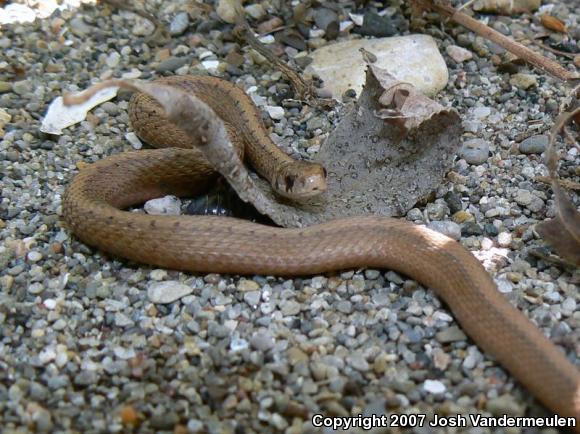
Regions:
[[0, 0, 578, 433]]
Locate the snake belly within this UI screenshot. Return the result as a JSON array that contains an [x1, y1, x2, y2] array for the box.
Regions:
[[62, 75, 580, 425]]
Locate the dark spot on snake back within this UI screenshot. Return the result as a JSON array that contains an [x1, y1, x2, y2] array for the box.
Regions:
[[285, 174, 296, 191]]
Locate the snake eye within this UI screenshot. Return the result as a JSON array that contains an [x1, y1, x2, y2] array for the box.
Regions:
[[285, 174, 296, 191]]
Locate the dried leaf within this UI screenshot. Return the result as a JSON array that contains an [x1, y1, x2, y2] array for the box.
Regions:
[[540, 15, 567, 34], [535, 183, 580, 266], [238, 57, 462, 228], [535, 106, 580, 266]]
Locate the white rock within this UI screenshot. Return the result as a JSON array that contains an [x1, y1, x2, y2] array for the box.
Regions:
[[201, 60, 220, 71], [472, 106, 491, 120], [244, 4, 265, 20], [423, 379, 446, 394], [144, 195, 181, 215], [125, 132, 142, 150], [446, 45, 473, 63], [38, 346, 56, 364], [265, 106, 285, 120], [306, 35, 449, 99], [149, 269, 168, 281], [258, 35, 275, 44], [43, 299, 57, 310], [497, 232, 512, 247], [132, 16, 155, 36], [27, 251, 42, 262], [148, 281, 194, 304], [106, 51, 121, 68], [114, 346, 137, 360]]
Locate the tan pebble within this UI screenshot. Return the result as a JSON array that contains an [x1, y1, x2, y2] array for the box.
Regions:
[[452, 210, 474, 223], [86, 112, 100, 127], [237, 279, 259, 292], [155, 48, 171, 62], [225, 51, 245, 67], [447, 171, 467, 184], [50, 17, 65, 34], [257, 16, 284, 34], [0, 275, 14, 291], [120, 405, 140, 426], [287, 347, 309, 365], [173, 426, 188, 434], [373, 354, 389, 374], [50, 242, 63, 254], [76, 161, 89, 170], [45, 63, 63, 73], [188, 34, 204, 47], [147, 305, 158, 318]]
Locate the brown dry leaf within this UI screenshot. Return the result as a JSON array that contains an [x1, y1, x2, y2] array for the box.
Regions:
[[535, 183, 580, 266], [540, 15, 567, 34], [535, 107, 580, 267]]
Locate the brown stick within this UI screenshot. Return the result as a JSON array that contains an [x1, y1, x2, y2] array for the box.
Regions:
[[424, 1, 578, 82]]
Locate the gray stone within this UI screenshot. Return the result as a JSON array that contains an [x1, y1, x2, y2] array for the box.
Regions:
[[169, 12, 189, 36], [435, 326, 467, 343], [486, 395, 524, 416], [155, 56, 190, 73], [346, 353, 370, 371], [459, 138, 489, 165], [519, 134, 548, 154], [147, 281, 193, 304], [250, 332, 275, 351], [427, 221, 462, 240], [12, 80, 32, 95], [69, 17, 92, 36]]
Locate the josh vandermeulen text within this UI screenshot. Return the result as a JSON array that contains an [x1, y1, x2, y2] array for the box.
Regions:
[[311, 413, 577, 430]]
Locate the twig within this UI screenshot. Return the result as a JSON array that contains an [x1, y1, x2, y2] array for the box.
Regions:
[[535, 176, 580, 191], [233, 18, 315, 101], [418, 0, 578, 82], [99, 0, 169, 44], [531, 39, 576, 61]]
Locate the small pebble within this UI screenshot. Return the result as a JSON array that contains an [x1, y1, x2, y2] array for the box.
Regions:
[[509, 73, 537, 90], [446, 45, 473, 63], [144, 195, 181, 215], [147, 281, 193, 304], [518, 134, 548, 154], [265, 106, 285, 120], [427, 221, 462, 240], [423, 379, 446, 394], [169, 12, 189, 36], [459, 139, 489, 165]]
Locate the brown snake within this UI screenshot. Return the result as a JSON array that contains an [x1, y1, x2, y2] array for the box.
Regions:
[[63, 76, 580, 425]]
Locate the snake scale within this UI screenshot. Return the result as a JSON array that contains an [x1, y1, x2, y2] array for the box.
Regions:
[[63, 76, 579, 425]]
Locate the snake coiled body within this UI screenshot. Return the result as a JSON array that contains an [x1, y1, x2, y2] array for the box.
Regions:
[[63, 76, 579, 424]]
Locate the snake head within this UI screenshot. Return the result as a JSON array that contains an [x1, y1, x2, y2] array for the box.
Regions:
[[273, 161, 327, 199]]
